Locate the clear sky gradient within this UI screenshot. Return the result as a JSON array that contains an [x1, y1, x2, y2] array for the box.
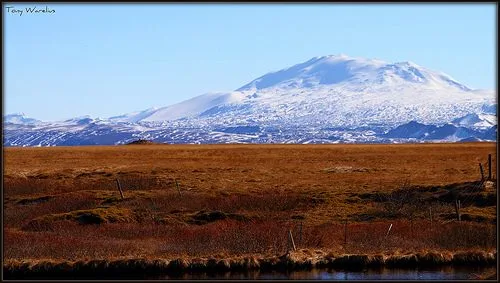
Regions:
[[4, 3, 497, 121]]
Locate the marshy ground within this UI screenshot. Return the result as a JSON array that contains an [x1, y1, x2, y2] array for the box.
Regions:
[[3, 143, 497, 276]]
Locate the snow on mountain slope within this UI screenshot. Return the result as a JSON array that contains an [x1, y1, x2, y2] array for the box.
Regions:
[[452, 113, 497, 129], [130, 55, 494, 127], [481, 102, 497, 114], [4, 113, 41, 125], [4, 54, 497, 146], [237, 54, 471, 91], [237, 55, 385, 90], [108, 107, 159, 123], [140, 92, 246, 122]]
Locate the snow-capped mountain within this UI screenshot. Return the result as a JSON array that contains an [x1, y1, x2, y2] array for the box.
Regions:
[[114, 55, 495, 127], [3, 55, 497, 146], [4, 113, 41, 125], [237, 55, 471, 91]]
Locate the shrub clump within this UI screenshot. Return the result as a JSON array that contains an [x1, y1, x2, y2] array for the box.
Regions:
[[23, 207, 134, 231], [126, 139, 158, 145], [188, 211, 249, 225]]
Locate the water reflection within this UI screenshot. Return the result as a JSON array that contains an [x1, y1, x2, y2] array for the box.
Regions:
[[18, 266, 495, 280], [155, 266, 496, 280]]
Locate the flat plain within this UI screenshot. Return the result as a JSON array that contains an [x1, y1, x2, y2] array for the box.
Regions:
[[3, 143, 497, 275]]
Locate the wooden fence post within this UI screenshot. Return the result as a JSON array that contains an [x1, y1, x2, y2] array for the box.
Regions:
[[116, 178, 124, 199], [479, 163, 485, 180], [175, 179, 182, 197], [488, 154, 492, 180], [429, 206, 433, 224], [455, 199, 461, 221], [385, 223, 393, 238], [288, 230, 296, 251], [459, 200, 462, 221]]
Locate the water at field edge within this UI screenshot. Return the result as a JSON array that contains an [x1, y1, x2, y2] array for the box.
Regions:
[[16, 266, 495, 280], [156, 266, 496, 280]]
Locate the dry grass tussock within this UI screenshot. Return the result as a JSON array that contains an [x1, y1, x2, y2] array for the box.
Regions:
[[3, 250, 496, 278]]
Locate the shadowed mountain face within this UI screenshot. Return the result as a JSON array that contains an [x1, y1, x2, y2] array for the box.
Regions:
[[4, 55, 496, 146], [384, 121, 485, 141]]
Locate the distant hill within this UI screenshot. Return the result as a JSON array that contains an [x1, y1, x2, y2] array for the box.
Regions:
[[126, 139, 158, 145]]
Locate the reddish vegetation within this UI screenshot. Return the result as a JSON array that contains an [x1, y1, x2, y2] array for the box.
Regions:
[[3, 143, 497, 270]]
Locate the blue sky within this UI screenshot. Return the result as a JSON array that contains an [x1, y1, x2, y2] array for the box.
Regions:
[[4, 3, 497, 121]]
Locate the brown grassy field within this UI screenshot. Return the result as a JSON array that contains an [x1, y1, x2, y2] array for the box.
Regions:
[[3, 143, 497, 273]]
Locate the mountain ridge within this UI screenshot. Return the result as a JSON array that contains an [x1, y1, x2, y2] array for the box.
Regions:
[[4, 54, 496, 146], [114, 54, 490, 124]]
